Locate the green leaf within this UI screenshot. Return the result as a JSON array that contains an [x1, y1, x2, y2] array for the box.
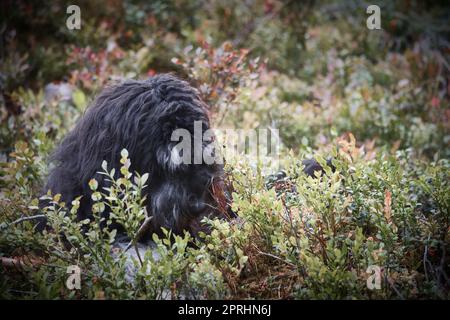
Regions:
[[121, 149, 129, 159], [88, 179, 98, 191], [72, 89, 87, 110], [141, 173, 149, 185]]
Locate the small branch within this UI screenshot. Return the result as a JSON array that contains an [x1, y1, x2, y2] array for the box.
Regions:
[[1, 214, 46, 230], [124, 215, 153, 253], [423, 235, 430, 282], [0, 256, 44, 269], [134, 243, 143, 267], [252, 244, 296, 268], [386, 276, 405, 300]]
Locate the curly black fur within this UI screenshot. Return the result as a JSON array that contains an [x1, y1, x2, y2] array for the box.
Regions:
[[41, 74, 232, 239]]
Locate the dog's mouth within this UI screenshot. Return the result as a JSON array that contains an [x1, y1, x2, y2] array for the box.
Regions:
[[145, 167, 235, 238]]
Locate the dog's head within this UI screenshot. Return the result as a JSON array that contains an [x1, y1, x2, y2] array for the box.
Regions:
[[125, 74, 233, 237]]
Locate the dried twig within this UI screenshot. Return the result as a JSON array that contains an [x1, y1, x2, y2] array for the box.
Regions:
[[123, 211, 153, 267], [423, 235, 431, 282], [0, 214, 46, 231], [0, 256, 44, 269], [386, 276, 405, 300], [124, 215, 153, 252], [252, 244, 296, 268]]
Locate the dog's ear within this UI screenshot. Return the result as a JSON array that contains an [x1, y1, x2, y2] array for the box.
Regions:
[[302, 158, 335, 177]]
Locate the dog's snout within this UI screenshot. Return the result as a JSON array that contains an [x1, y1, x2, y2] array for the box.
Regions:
[[188, 194, 206, 213]]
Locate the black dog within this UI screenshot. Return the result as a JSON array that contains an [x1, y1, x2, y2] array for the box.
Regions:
[[41, 74, 232, 239]]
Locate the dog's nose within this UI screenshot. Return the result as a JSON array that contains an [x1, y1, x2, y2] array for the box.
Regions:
[[188, 195, 206, 213]]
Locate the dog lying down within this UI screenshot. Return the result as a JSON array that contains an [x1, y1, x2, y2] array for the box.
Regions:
[[39, 74, 332, 288]]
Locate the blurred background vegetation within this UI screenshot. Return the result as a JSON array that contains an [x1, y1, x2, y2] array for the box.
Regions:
[[0, 0, 449, 299]]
